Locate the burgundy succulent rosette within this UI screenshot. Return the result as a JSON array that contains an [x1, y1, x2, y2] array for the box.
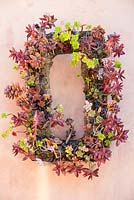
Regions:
[[1, 15, 128, 180]]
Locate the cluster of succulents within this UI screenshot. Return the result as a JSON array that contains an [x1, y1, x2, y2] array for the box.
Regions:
[[1, 15, 128, 180]]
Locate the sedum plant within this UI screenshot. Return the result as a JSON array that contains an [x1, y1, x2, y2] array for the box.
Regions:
[[0, 15, 128, 180]]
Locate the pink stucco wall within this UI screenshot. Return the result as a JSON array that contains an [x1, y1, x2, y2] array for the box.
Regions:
[[0, 0, 134, 199]]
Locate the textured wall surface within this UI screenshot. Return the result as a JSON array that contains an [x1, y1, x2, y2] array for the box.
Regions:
[[0, 0, 134, 200]]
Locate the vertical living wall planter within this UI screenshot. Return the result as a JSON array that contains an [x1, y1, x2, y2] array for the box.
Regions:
[[1, 15, 128, 180]]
